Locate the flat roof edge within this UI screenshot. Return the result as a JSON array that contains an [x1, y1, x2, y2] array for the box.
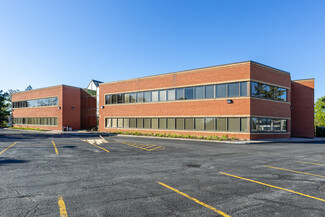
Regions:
[[11, 84, 82, 95], [292, 78, 315, 82], [100, 60, 290, 86], [99, 60, 253, 86]]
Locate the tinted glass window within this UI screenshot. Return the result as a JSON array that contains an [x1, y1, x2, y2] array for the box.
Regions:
[[260, 118, 271, 131], [137, 92, 144, 103], [124, 118, 129, 128], [152, 91, 159, 102], [105, 118, 110, 128], [144, 92, 151, 102], [130, 118, 136, 128], [117, 94, 124, 104], [176, 88, 184, 100], [216, 84, 227, 98], [118, 118, 123, 128], [144, 118, 150, 128], [240, 82, 247, 96], [195, 118, 204, 131], [112, 118, 117, 128], [184, 87, 194, 100], [176, 118, 184, 130], [167, 118, 175, 129], [152, 118, 158, 129], [185, 118, 194, 130], [240, 118, 248, 132], [137, 118, 143, 128], [159, 118, 166, 129], [281, 120, 287, 132], [251, 118, 259, 131], [205, 118, 215, 131], [112, 94, 117, 104], [129, 93, 136, 103], [275, 88, 287, 101], [124, 94, 129, 103], [228, 118, 240, 131], [195, 86, 204, 99], [105, 95, 112, 104], [205, 85, 214, 98], [159, 90, 167, 101], [167, 89, 175, 101], [216, 118, 227, 131], [251, 82, 260, 97], [228, 83, 239, 97]]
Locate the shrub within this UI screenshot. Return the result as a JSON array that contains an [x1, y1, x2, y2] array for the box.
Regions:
[[191, 135, 198, 139], [184, 135, 191, 139], [221, 135, 229, 140], [199, 135, 205, 139], [206, 136, 213, 140]]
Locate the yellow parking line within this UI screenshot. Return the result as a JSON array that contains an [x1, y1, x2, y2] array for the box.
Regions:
[[58, 196, 68, 217], [264, 165, 325, 178], [157, 181, 230, 217], [220, 172, 325, 202], [0, 142, 18, 155], [51, 140, 59, 155], [296, 161, 325, 166], [147, 146, 165, 151], [82, 140, 110, 153]]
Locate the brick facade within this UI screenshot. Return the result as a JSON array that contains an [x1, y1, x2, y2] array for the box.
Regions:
[[98, 61, 314, 139], [12, 85, 96, 131]]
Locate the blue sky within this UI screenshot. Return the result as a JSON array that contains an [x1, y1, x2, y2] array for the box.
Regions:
[[0, 0, 324, 99]]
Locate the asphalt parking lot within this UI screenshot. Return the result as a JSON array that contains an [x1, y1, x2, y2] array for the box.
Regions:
[[1, 128, 325, 216]]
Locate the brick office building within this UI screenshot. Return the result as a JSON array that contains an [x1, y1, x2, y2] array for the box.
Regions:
[[99, 61, 314, 140], [12, 85, 96, 131]]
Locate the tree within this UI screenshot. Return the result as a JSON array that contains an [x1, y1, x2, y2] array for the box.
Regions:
[[0, 90, 10, 127], [25, 85, 32, 91], [315, 96, 325, 127]]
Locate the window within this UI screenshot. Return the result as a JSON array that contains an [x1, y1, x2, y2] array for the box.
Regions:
[[112, 95, 117, 104], [216, 118, 227, 131], [112, 118, 117, 128], [137, 118, 143, 128], [130, 118, 136, 128], [124, 118, 129, 128], [228, 83, 239, 97], [281, 120, 287, 132], [152, 91, 159, 102], [137, 92, 144, 103], [195, 86, 204, 99], [260, 118, 271, 131], [176, 118, 184, 130], [159, 118, 166, 129], [144, 92, 151, 102], [105, 95, 112, 104], [167, 89, 175, 101], [129, 93, 136, 103], [144, 118, 150, 128], [275, 87, 287, 101], [124, 93, 129, 103], [176, 88, 184, 100], [184, 87, 194, 100], [152, 118, 158, 129], [167, 118, 175, 129], [228, 118, 240, 131], [195, 118, 204, 131], [240, 82, 247, 96], [117, 94, 124, 104], [216, 84, 227, 98], [251, 82, 287, 102], [240, 118, 248, 132], [251, 118, 259, 131], [118, 118, 124, 128], [205, 85, 215, 98], [159, 90, 167, 101], [205, 118, 215, 131], [185, 118, 194, 130], [251, 82, 260, 97]]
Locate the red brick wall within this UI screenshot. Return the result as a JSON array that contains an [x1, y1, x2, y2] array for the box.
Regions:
[[62, 86, 81, 130], [291, 79, 315, 138], [12, 85, 63, 130]]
